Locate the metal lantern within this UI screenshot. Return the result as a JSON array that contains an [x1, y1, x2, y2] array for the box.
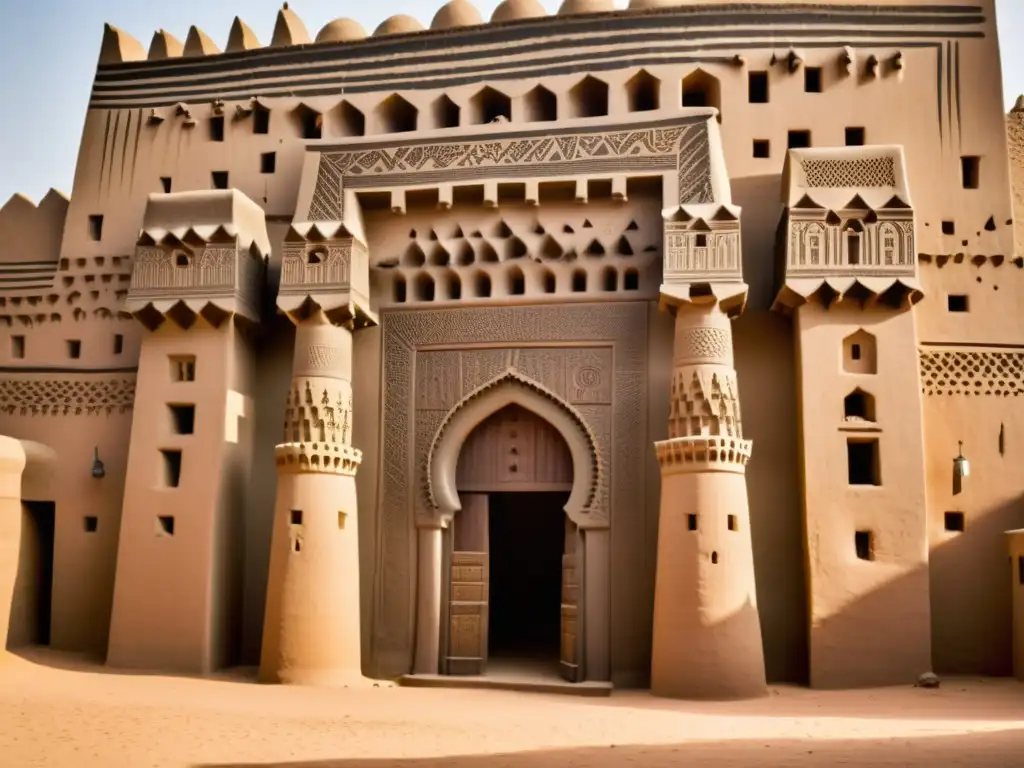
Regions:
[[91, 446, 106, 479], [953, 440, 970, 479]]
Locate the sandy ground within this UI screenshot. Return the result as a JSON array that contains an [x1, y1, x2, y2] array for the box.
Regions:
[[0, 650, 1022, 768]]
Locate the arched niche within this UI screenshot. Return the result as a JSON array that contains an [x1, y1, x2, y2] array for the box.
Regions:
[[842, 329, 877, 375], [426, 372, 601, 528]]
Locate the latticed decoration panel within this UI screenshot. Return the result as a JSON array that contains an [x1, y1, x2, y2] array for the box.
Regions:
[[800, 156, 896, 188], [919, 350, 1024, 397], [0, 377, 136, 415]]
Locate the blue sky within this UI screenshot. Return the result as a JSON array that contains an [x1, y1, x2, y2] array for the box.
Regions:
[[0, 0, 1021, 204]]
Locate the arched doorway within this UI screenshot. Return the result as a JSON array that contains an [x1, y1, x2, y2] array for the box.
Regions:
[[445, 404, 581, 681]]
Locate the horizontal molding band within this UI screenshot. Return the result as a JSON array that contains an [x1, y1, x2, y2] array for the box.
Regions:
[[88, 38, 974, 109], [94, 5, 985, 81], [0, 366, 139, 374], [919, 341, 1024, 349]]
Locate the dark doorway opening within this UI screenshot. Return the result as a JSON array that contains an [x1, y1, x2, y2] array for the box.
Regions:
[[488, 492, 567, 662], [23, 501, 55, 645]]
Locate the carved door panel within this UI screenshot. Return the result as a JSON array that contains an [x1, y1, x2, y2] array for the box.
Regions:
[[447, 493, 489, 676], [560, 517, 583, 682]]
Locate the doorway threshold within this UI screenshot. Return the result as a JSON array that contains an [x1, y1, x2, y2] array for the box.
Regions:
[[399, 659, 612, 697]]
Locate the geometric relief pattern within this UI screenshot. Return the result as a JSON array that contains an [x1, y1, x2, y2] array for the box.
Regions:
[[0, 376, 136, 415], [674, 327, 731, 364], [800, 156, 896, 188], [308, 120, 713, 222], [377, 302, 648, 659], [919, 350, 1024, 396]]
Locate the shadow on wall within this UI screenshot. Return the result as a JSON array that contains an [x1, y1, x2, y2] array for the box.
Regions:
[[193, 729, 1024, 768]]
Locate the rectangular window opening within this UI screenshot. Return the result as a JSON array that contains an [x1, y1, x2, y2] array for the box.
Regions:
[[687, 513, 698, 531], [941, 220, 956, 236], [961, 156, 980, 189], [84, 516, 98, 533], [804, 67, 823, 93], [847, 438, 880, 486], [727, 514, 738, 531], [855, 530, 874, 561], [748, 71, 769, 103], [947, 294, 969, 313], [113, 334, 124, 355], [788, 130, 811, 149], [156, 515, 175, 537], [67, 339, 81, 359], [260, 152, 277, 174], [851, 343, 861, 361], [88, 215, 104, 241], [338, 510, 347, 529], [253, 106, 271, 135], [1019, 555, 1024, 586], [695, 233, 708, 248], [752, 139, 770, 158], [160, 176, 172, 193], [168, 404, 195, 435], [290, 509, 303, 526], [209, 115, 225, 142], [11, 335, 24, 359], [211, 171, 229, 190], [944, 511, 965, 532], [845, 127, 865, 146], [160, 449, 183, 488], [170, 355, 196, 382]]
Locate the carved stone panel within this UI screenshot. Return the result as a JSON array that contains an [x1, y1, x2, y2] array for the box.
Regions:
[[376, 302, 648, 660]]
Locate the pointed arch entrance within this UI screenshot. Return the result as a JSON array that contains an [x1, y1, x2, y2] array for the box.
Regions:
[[416, 373, 603, 683]]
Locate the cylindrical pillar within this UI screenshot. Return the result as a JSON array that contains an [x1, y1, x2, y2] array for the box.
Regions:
[[650, 304, 767, 699], [259, 317, 365, 685], [414, 524, 444, 675]]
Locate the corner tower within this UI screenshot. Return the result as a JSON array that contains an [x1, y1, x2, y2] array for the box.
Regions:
[[258, 219, 376, 685], [650, 203, 767, 699]]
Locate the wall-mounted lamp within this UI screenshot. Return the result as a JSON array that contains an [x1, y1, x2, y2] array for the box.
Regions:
[[952, 440, 969, 495], [91, 446, 106, 479]]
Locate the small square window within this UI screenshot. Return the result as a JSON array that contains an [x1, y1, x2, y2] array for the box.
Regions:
[[748, 71, 769, 103], [752, 139, 770, 158], [695, 233, 707, 248], [168, 404, 195, 435], [788, 130, 811, 149], [961, 156, 980, 189], [211, 171, 229, 190], [156, 515, 175, 537], [947, 294, 969, 312], [941, 220, 956, 235], [944, 511, 965, 532], [11, 335, 24, 359], [170, 355, 196, 382], [855, 530, 874, 561], [687, 513, 698, 531], [727, 515, 738, 531], [160, 177, 172, 193], [88, 215, 104, 241], [209, 115, 225, 142], [84, 516, 98, 533], [291, 509, 303, 526], [845, 127, 865, 146], [67, 340, 81, 359], [261, 152, 277, 174], [113, 334, 124, 355], [804, 67, 823, 93], [160, 449, 183, 488]]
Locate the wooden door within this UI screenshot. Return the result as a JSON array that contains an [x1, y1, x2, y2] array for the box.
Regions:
[[560, 517, 583, 682], [447, 493, 489, 676]]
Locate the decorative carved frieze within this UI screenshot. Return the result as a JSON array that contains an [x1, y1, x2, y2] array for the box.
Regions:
[[655, 435, 752, 474], [919, 349, 1024, 396], [663, 224, 742, 283], [800, 156, 897, 189], [785, 217, 915, 278], [277, 237, 372, 320], [0, 375, 135, 416], [306, 118, 714, 222]]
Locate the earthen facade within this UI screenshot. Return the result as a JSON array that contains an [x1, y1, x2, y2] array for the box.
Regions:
[[1, 0, 1023, 696]]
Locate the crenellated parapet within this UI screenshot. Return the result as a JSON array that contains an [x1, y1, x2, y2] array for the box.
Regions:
[[773, 146, 922, 313], [278, 224, 375, 327], [126, 190, 270, 329]]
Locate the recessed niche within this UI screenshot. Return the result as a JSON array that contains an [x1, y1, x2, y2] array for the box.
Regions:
[[260, 152, 276, 174], [160, 449, 183, 488], [290, 509, 303, 526], [160, 177, 172, 193], [170, 355, 196, 382], [469, 86, 511, 124], [209, 115, 225, 142], [156, 515, 176, 537], [843, 388, 875, 422], [415, 273, 435, 302], [687, 513, 697, 531], [944, 511, 965, 532], [168, 404, 196, 435], [253, 104, 271, 134], [748, 71, 769, 103], [67, 339, 81, 359], [682, 68, 721, 115], [376, 93, 418, 134], [113, 334, 123, 355], [847, 438, 880, 486], [602, 266, 617, 291], [432, 95, 461, 129], [84, 516, 98, 533], [961, 156, 980, 189], [947, 294, 969, 312], [523, 85, 557, 122], [845, 127, 865, 146], [571, 270, 587, 292], [11, 335, 25, 359], [854, 530, 874, 561], [331, 101, 366, 137], [941, 220, 956, 235], [475, 272, 492, 298], [508, 267, 525, 296], [393, 275, 407, 303], [727, 514, 737, 531], [338, 511, 347, 530], [290, 104, 322, 140], [623, 268, 639, 291], [568, 75, 609, 118], [88, 215, 104, 242], [211, 171, 229, 189], [804, 66, 823, 93], [626, 69, 660, 112], [711, 551, 719, 564], [788, 130, 811, 149], [447, 273, 462, 300], [753, 139, 770, 158], [542, 270, 556, 293], [842, 330, 877, 375]]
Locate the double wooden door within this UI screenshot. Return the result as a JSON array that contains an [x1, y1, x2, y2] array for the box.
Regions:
[[445, 492, 582, 682]]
